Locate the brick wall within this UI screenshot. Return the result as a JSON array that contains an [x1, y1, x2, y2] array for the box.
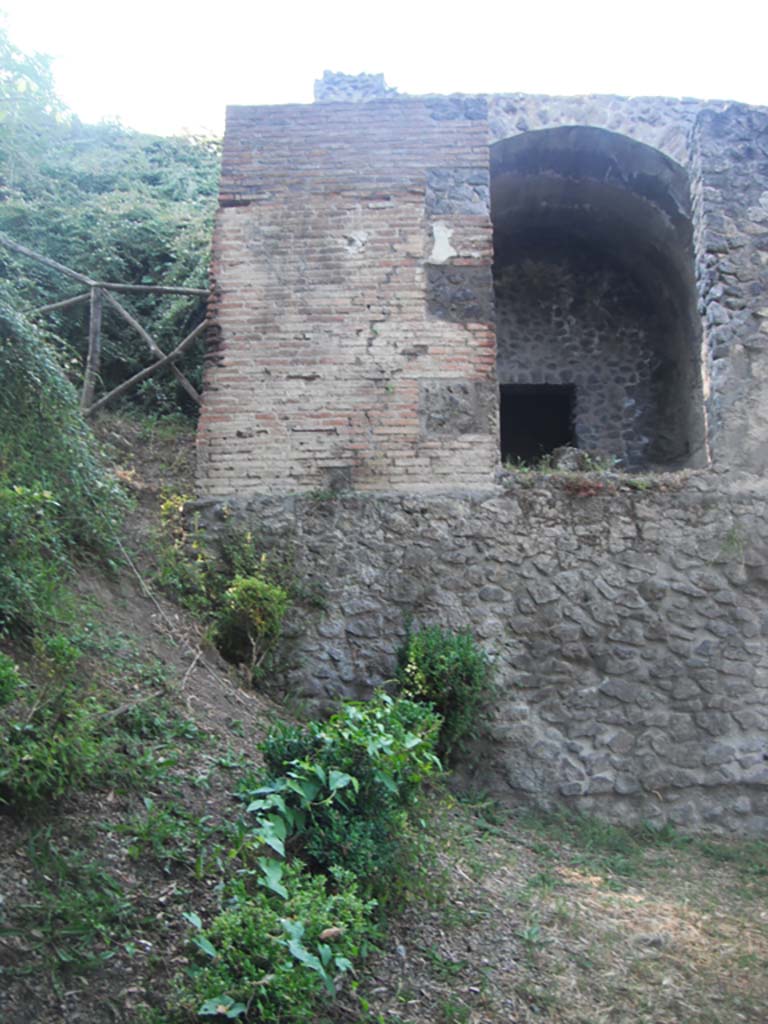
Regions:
[[198, 96, 498, 495], [199, 91, 768, 493]]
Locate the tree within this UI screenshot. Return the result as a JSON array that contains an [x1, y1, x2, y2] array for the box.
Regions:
[[0, 23, 220, 413]]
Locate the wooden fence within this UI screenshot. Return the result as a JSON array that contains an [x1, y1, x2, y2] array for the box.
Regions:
[[0, 231, 209, 416]]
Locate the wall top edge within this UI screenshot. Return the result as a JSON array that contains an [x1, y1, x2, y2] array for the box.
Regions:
[[224, 94, 767, 119]]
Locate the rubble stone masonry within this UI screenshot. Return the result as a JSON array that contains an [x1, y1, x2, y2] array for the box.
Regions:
[[198, 84, 768, 833]]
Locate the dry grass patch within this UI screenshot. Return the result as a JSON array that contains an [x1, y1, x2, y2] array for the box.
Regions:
[[338, 799, 768, 1024]]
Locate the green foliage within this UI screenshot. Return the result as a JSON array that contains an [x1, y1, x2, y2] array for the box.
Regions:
[[0, 483, 66, 629], [397, 626, 494, 760], [0, 299, 126, 632], [154, 492, 211, 612], [0, 651, 22, 705], [116, 797, 228, 881], [214, 574, 290, 674], [160, 696, 439, 1019], [179, 863, 373, 1023], [12, 827, 135, 972], [0, 24, 218, 414], [0, 635, 104, 810], [154, 504, 298, 683], [0, 621, 207, 814], [251, 694, 441, 898]]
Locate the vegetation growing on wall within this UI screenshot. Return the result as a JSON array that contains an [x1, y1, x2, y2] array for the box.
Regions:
[[397, 625, 495, 761]]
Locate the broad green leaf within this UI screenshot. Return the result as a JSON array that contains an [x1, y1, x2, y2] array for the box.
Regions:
[[255, 825, 285, 857], [328, 769, 354, 792], [257, 857, 288, 899], [198, 995, 247, 1017], [193, 934, 218, 959]]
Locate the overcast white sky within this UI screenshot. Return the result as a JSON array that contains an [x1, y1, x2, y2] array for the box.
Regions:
[[2, 0, 767, 137]]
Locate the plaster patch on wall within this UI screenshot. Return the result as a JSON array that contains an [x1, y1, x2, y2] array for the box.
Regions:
[[344, 230, 369, 254], [420, 379, 495, 435], [427, 221, 458, 264]]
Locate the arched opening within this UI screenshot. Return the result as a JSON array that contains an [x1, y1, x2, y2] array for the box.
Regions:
[[491, 126, 707, 470]]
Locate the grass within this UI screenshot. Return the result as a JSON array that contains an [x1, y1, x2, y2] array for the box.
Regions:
[[340, 796, 768, 1024], [13, 828, 137, 973]]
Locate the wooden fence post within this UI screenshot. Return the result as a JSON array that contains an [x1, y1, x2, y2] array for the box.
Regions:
[[80, 286, 103, 412]]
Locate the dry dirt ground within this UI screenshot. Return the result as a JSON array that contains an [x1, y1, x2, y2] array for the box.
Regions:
[[1, 413, 767, 1024], [333, 801, 768, 1024]]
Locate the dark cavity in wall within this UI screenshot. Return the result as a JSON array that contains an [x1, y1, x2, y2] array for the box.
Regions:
[[500, 384, 575, 464], [490, 126, 708, 471]]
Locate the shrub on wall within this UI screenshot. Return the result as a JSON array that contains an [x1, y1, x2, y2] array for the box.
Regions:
[[214, 574, 290, 676], [397, 625, 494, 761]]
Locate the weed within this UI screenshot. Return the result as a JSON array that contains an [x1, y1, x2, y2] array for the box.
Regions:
[[304, 488, 338, 503], [420, 943, 468, 980], [524, 868, 559, 896], [720, 524, 746, 560], [517, 916, 549, 956], [116, 798, 225, 878], [514, 980, 559, 1011], [176, 863, 374, 1023], [0, 636, 105, 811], [437, 996, 471, 1023], [0, 651, 22, 705], [7, 828, 135, 972]]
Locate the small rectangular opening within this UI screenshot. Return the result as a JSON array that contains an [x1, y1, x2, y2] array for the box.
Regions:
[[500, 384, 576, 465]]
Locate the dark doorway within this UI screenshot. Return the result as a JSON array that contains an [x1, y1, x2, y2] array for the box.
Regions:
[[500, 384, 575, 465]]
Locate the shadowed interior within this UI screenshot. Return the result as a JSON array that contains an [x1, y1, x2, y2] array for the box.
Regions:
[[491, 126, 707, 470]]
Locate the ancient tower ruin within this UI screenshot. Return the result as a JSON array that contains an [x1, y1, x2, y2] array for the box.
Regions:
[[196, 74, 768, 834]]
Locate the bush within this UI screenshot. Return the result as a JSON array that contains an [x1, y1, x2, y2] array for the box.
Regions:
[[397, 626, 494, 760], [179, 863, 373, 1023], [252, 694, 441, 897], [214, 574, 290, 675], [164, 695, 440, 1021], [0, 297, 126, 632]]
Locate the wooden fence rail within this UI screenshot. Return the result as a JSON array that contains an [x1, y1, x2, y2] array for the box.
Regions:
[[0, 231, 208, 416]]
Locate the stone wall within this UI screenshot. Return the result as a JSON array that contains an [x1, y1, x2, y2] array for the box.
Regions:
[[485, 92, 708, 164], [494, 252, 663, 467], [196, 89, 768, 835], [692, 104, 768, 471], [193, 471, 768, 835]]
